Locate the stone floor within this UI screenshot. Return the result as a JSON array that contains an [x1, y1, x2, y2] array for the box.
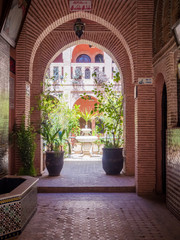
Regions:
[[18, 193, 180, 240], [38, 154, 135, 192]]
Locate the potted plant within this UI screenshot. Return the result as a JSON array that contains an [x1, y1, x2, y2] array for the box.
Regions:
[[38, 77, 81, 175], [82, 71, 123, 174], [38, 79, 66, 176], [39, 117, 65, 176]]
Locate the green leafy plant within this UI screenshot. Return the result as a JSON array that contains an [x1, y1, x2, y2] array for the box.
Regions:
[[38, 89, 64, 151], [61, 104, 80, 155], [82, 72, 123, 148], [12, 114, 37, 176], [38, 77, 80, 153], [78, 108, 98, 127]]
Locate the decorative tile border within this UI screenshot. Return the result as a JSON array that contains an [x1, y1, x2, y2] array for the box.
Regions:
[[0, 176, 38, 239], [0, 201, 21, 238], [0, 196, 21, 206]]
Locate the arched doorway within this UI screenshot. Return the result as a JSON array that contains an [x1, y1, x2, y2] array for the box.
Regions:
[[162, 83, 167, 194], [15, 2, 151, 189], [28, 36, 134, 176], [155, 73, 167, 194]]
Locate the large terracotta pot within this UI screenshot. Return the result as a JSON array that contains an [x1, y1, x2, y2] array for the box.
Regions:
[[46, 151, 64, 176], [102, 148, 123, 175]]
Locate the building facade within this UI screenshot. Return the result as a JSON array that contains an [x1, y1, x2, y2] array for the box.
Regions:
[[48, 44, 119, 109]]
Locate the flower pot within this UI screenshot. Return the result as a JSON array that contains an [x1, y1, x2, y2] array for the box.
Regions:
[[102, 148, 123, 175], [46, 151, 64, 176]]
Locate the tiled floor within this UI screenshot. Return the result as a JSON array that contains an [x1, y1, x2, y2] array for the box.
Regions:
[[17, 156, 180, 239], [18, 193, 180, 240], [38, 154, 135, 190]]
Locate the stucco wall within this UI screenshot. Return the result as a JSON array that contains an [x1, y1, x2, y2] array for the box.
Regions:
[[0, 36, 9, 177]]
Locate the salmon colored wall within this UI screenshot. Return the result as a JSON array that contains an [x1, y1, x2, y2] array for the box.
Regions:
[[71, 44, 103, 63], [74, 96, 98, 130], [74, 96, 98, 112]]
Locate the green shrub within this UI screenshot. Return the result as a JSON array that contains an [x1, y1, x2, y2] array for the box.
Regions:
[[12, 116, 37, 176]]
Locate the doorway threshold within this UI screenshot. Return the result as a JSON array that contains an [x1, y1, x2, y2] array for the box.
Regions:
[[37, 156, 135, 193]]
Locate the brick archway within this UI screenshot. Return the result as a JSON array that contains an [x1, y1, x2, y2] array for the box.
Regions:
[[44, 40, 123, 87], [15, 0, 157, 194], [28, 12, 134, 83], [31, 30, 134, 174], [29, 25, 134, 176]]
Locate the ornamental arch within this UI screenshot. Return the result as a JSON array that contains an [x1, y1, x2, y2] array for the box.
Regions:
[[29, 33, 134, 176], [15, 0, 156, 194]]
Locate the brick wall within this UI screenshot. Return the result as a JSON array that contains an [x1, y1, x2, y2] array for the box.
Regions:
[[0, 36, 9, 177], [153, 0, 180, 219], [154, 49, 180, 218], [153, 0, 180, 55], [135, 0, 155, 193], [13, 0, 161, 195], [135, 85, 156, 194], [16, 0, 138, 177]]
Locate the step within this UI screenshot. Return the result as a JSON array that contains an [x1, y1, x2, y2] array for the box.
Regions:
[[38, 186, 136, 193]]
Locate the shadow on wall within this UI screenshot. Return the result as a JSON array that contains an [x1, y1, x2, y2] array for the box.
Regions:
[[0, 37, 9, 177]]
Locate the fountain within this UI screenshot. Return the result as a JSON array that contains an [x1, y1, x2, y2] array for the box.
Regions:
[[76, 127, 98, 155]]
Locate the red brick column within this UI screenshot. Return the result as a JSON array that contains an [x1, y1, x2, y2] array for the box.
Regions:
[[135, 85, 156, 194], [135, 0, 155, 194], [123, 87, 135, 176]]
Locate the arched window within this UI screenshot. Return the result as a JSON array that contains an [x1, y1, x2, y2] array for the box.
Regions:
[[76, 54, 91, 63], [95, 54, 104, 63], [85, 68, 90, 79]]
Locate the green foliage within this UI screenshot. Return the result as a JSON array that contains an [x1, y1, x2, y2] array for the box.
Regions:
[[13, 115, 36, 176], [82, 72, 123, 148], [38, 77, 80, 153], [78, 108, 98, 126], [38, 91, 63, 151]]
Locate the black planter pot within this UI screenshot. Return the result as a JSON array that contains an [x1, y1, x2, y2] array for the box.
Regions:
[[102, 148, 123, 175], [46, 151, 64, 176]]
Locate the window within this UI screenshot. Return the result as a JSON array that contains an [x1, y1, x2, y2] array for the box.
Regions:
[[74, 67, 82, 79], [85, 68, 90, 79], [95, 54, 104, 63], [76, 54, 91, 63], [53, 66, 59, 81]]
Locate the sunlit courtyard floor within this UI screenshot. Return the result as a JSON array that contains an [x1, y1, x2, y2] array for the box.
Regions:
[[37, 154, 135, 192]]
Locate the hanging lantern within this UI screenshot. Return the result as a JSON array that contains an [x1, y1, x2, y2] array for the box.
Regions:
[[74, 19, 85, 38]]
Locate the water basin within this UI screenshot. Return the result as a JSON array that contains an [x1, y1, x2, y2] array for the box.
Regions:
[[76, 136, 98, 143]]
